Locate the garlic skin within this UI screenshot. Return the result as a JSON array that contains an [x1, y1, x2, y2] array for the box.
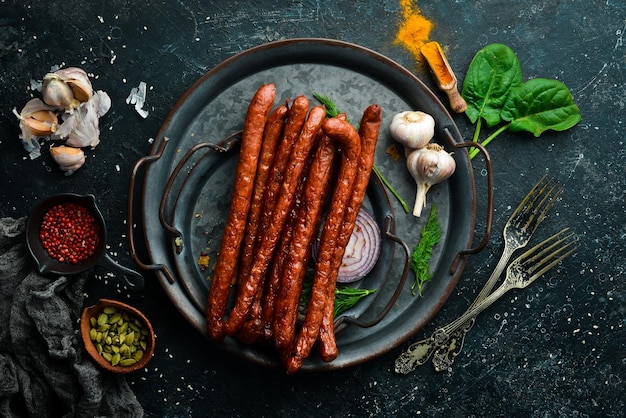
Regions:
[[50, 145, 86, 175], [389, 111, 435, 154], [13, 98, 59, 159], [406, 143, 456, 217], [54, 90, 111, 148]]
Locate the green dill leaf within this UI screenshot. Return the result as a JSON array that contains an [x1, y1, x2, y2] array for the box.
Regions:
[[312, 92, 351, 123], [313, 92, 341, 118], [410, 205, 442, 296]]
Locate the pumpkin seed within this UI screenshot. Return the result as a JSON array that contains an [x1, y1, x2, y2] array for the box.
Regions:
[[119, 358, 137, 367], [87, 304, 149, 368]]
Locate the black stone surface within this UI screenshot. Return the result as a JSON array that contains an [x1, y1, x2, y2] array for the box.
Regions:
[[1, 1, 624, 416]]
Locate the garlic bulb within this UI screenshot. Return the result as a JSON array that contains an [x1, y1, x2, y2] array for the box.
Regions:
[[406, 143, 456, 217], [12, 98, 59, 159], [389, 111, 436, 154], [50, 145, 86, 175]]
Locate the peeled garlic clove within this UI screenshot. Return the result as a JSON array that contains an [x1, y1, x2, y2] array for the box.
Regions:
[[54, 67, 93, 104], [406, 143, 456, 217], [42, 73, 79, 109], [50, 145, 86, 175]]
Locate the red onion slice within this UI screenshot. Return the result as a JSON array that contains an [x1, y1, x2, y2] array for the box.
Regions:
[[313, 208, 382, 283]]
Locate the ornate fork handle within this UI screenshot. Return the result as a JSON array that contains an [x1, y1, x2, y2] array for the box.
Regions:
[[430, 176, 563, 369], [395, 228, 577, 374]]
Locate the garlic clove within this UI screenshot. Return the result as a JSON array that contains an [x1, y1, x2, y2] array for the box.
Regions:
[[26, 110, 59, 136], [13, 98, 60, 159], [14, 98, 58, 136], [406, 143, 456, 217], [50, 145, 86, 175], [54, 67, 94, 104], [42, 73, 79, 109]]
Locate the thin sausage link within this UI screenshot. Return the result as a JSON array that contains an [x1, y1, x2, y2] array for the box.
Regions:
[[318, 104, 382, 362], [225, 105, 327, 336], [237, 103, 289, 293], [260, 191, 300, 341], [287, 117, 361, 373], [205, 83, 276, 341], [257, 95, 309, 234], [273, 134, 338, 358]]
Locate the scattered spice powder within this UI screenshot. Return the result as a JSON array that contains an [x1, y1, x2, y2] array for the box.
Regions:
[[386, 143, 401, 161], [394, 0, 434, 62]]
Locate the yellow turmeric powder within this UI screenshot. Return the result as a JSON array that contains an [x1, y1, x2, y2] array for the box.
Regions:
[[394, 0, 434, 61], [420, 42, 454, 85]]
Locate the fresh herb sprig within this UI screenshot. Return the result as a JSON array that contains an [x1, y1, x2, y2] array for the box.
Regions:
[[462, 43, 581, 160], [313, 92, 346, 120], [410, 205, 442, 296], [300, 274, 376, 317]]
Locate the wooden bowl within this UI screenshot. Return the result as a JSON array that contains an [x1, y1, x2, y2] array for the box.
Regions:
[[81, 299, 155, 373]]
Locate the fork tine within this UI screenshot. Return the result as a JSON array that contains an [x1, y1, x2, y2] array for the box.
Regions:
[[507, 174, 548, 222], [520, 228, 579, 279], [509, 175, 562, 235], [524, 180, 563, 234]]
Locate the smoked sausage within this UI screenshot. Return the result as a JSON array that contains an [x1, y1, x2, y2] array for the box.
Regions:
[[287, 116, 361, 373], [205, 83, 276, 341], [318, 104, 382, 362]]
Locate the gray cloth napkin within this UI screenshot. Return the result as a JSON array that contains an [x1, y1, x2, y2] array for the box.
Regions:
[[0, 217, 143, 418]]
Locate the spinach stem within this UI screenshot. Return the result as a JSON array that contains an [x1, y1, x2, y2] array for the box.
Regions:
[[468, 118, 483, 157], [469, 123, 510, 160], [373, 164, 410, 213]]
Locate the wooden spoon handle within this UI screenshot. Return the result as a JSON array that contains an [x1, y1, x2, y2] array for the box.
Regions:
[[444, 85, 467, 113]]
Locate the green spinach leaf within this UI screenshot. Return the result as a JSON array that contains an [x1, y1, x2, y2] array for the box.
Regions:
[[462, 43, 581, 160], [501, 78, 582, 136], [462, 43, 522, 128]]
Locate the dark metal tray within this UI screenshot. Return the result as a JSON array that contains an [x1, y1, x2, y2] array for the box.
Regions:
[[128, 38, 492, 371]]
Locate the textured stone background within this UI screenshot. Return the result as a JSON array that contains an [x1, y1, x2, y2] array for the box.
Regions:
[[1, 1, 624, 416]]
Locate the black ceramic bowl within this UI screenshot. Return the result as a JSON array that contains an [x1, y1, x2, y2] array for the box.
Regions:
[[26, 193, 144, 289]]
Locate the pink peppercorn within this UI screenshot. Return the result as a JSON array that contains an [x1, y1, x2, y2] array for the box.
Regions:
[[39, 202, 101, 264]]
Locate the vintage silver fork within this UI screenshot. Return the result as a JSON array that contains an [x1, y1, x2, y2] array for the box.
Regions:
[[395, 228, 578, 374], [394, 175, 563, 373]]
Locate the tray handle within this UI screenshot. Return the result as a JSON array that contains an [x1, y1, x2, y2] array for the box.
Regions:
[[334, 215, 411, 331], [127, 136, 178, 284], [448, 131, 494, 275], [158, 131, 241, 254]]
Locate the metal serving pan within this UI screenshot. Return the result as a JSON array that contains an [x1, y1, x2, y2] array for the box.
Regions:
[[128, 38, 492, 371]]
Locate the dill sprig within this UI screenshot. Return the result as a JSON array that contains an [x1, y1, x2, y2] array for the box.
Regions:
[[410, 205, 442, 296], [313, 92, 344, 119], [332, 287, 376, 317]]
